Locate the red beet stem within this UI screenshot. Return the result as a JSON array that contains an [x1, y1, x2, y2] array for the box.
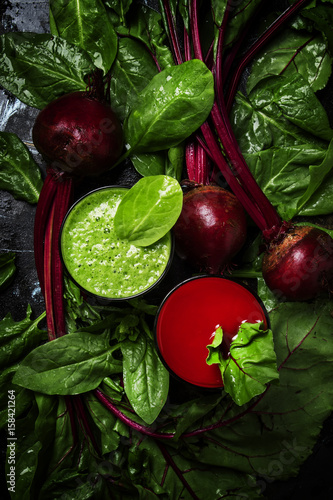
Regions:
[[225, 0, 311, 112], [43, 201, 57, 341], [51, 177, 73, 337], [34, 172, 58, 294]]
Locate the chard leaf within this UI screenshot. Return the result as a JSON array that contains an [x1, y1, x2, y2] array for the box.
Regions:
[[50, 0, 118, 74], [302, 4, 333, 56], [192, 300, 333, 486], [300, 166, 333, 215], [0, 33, 93, 108], [296, 137, 333, 214], [0, 252, 16, 290], [0, 132, 43, 203], [248, 73, 333, 143], [122, 334, 169, 424], [114, 175, 183, 246], [247, 27, 331, 93], [123, 59, 215, 154], [206, 323, 279, 406], [12, 331, 122, 395], [243, 144, 333, 220]]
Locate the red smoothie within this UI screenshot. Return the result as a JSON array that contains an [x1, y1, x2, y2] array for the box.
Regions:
[[155, 276, 269, 388]]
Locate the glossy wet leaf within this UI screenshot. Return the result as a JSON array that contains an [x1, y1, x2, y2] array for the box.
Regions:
[[0, 252, 16, 291], [0, 33, 93, 108], [207, 323, 279, 406], [123, 59, 215, 154], [117, 2, 173, 70], [49, 0, 117, 73], [114, 175, 183, 246], [247, 28, 332, 93], [131, 144, 184, 181], [0, 306, 46, 369], [122, 334, 169, 424], [109, 37, 159, 122], [189, 300, 333, 486], [13, 331, 122, 395], [0, 132, 43, 203]]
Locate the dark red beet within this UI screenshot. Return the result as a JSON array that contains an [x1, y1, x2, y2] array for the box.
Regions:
[[32, 91, 123, 177], [262, 226, 333, 301], [173, 185, 247, 274]]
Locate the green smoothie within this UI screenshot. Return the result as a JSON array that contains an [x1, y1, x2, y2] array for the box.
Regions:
[[60, 187, 172, 299]]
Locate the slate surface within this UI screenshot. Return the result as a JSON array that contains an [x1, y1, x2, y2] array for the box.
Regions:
[[0, 1, 332, 499]]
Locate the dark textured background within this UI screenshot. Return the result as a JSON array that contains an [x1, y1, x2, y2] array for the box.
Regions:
[[0, 1, 332, 499]]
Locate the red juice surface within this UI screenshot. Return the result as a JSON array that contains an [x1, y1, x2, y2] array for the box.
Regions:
[[155, 277, 268, 388]]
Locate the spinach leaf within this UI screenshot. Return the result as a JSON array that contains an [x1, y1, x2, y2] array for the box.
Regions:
[[206, 322, 279, 406], [13, 331, 122, 395], [109, 37, 159, 122], [0, 132, 43, 203], [122, 334, 169, 424], [5, 402, 41, 500], [83, 392, 120, 454], [0, 363, 33, 430], [49, 0, 117, 74], [0, 252, 16, 291], [117, 2, 173, 70], [114, 175, 183, 246], [0, 306, 46, 368], [123, 59, 214, 154], [0, 33, 93, 108], [131, 144, 184, 181]]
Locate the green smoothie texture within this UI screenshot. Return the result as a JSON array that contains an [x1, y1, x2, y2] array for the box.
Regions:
[[61, 187, 172, 299]]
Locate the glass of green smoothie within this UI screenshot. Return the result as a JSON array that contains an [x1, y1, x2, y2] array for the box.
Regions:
[[60, 186, 174, 301]]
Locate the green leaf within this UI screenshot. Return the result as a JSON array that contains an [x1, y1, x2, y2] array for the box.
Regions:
[[12, 331, 122, 395], [50, 0, 117, 74], [6, 403, 42, 500], [0, 33, 93, 108], [114, 175, 183, 246], [131, 143, 184, 181], [109, 37, 159, 122], [296, 138, 333, 214], [0, 132, 43, 203], [302, 3, 333, 56], [117, 3, 173, 70], [123, 59, 215, 154], [0, 307, 46, 369], [247, 27, 332, 93], [243, 144, 330, 220], [106, 0, 133, 21], [194, 300, 333, 486], [0, 252, 16, 290], [83, 392, 120, 454], [122, 334, 169, 425], [207, 323, 279, 406]]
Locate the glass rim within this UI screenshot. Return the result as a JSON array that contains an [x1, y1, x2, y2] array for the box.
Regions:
[[154, 274, 271, 390], [59, 185, 175, 302]]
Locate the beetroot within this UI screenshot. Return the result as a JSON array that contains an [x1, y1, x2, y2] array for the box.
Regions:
[[32, 90, 123, 177], [262, 226, 333, 301], [173, 184, 247, 274]]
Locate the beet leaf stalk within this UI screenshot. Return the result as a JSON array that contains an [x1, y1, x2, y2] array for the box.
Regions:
[[161, 0, 333, 300]]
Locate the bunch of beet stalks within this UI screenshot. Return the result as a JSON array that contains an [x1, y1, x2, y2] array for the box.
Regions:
[[167, 0, 333, 301], [30, 0, 332, 470]]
